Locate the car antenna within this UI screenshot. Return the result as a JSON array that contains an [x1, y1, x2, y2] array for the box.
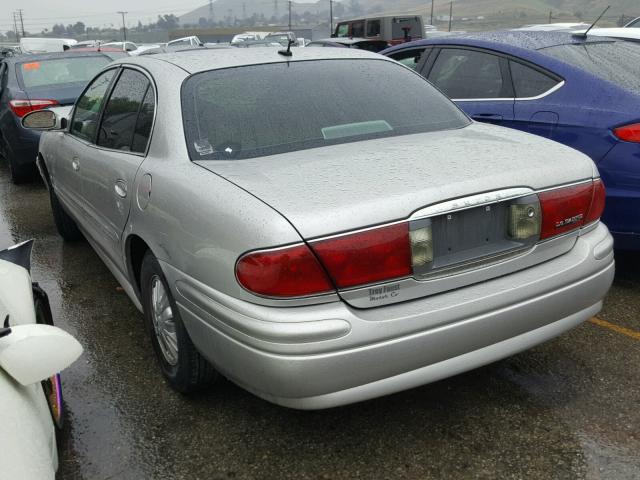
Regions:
[[574, 5, 610, 38], [278, 39, 295, 57]]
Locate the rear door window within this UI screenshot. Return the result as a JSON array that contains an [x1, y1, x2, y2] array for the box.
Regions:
[[351, 21, 365, 37], [97, 69, 150, 152], [70, 69, 117, 142], [131, 87, 155, 153], [428, 48, 510, 99], [367, 20, 381, 37], [509, 61, 560, 98]]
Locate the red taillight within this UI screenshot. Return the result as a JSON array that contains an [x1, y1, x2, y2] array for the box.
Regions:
[[539, 180, 605, 240], [236, 244, 334, 297], [613, 123, 640, 143], [310, 223, 412, 289], [585, 179, 606, 225], [9, 99, 58, 118]]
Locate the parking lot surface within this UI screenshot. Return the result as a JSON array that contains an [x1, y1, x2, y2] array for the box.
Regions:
[[0, 164, 638, 480]]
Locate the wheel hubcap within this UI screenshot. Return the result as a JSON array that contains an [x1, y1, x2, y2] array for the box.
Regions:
[[150, 275, 178, 366]]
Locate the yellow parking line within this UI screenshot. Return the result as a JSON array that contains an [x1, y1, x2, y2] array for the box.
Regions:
[[589, 317, 640, 341]]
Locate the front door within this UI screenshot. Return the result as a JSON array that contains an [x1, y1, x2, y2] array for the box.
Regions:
[[58, 68, 118, 221]]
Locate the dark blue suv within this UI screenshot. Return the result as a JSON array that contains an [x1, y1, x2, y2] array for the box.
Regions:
[[383, 32, 640, 250], [0, 51, 121, 183]]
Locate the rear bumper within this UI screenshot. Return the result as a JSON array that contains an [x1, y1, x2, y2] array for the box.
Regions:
[[166, 223, 614, 409]]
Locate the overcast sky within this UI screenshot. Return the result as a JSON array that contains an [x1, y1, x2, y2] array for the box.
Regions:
[[1, 0, 213, 32]]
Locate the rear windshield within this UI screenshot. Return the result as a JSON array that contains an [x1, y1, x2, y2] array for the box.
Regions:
[[540, 41, 640, 93], [182, 59, 469, 160], [392, 17, 422, 40], [17, 56, 112, 89]]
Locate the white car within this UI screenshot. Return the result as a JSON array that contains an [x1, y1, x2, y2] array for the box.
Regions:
[[571, 27, 640, 41], [513, 23, 591, 32], [167, 36, 203, 48], [0, 241, 82, 479]]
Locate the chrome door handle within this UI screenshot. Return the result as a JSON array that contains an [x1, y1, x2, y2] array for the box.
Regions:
[[71, 158, 80, 171], [114, 180, 128, 198]]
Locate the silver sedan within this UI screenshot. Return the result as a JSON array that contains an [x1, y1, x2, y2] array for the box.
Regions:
[[23, 48, 614, 409]]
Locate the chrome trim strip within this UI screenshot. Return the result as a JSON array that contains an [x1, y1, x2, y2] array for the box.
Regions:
[[453, 80, 565, 103], [410, 187, 534, 220]]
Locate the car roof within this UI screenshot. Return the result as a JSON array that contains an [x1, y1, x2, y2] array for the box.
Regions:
[[113, 47, 386, 74], [400, 30, 617, 51], [319, 37, 388, 45]]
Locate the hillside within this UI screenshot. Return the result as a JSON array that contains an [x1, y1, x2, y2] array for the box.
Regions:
[[179, 0, 640, 29]]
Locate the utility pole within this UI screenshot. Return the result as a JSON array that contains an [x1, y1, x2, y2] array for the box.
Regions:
[[329, 0, 333, 34], [430, 0, 434, 26], [548, 10, 553, 24], [12, 12, 20, 42], [117, 11, 127, 42], [288, 1, 292, 30], [448, 1, 452, 32], [18, 9, 25, 37]]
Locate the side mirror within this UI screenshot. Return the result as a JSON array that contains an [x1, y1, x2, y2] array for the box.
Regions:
[[21, 109, 57, 130], [0, 324, 82, 386]]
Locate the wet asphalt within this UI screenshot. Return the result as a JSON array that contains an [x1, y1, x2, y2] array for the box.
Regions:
[[0, 163, 638, 480]]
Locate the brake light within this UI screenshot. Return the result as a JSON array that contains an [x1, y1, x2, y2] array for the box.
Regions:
[[310, 223, 412, 289], [613, 123, 640, 143], [585, 179, 606, 225], [236, 244, 334, 297], [539, 180, 605, 240], [9, 99, 58, 118]]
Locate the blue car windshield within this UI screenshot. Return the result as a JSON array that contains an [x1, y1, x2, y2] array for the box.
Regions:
[[540, 41, 640, 93], [181, 59, 469, 160]]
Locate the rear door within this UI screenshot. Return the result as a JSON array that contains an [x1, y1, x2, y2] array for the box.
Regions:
[[509, 59, 564, 138], [79, 67, 155, 270], [423, 47, 515, 124]]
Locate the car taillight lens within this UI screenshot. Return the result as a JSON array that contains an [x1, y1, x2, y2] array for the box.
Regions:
[[613, 123, 640, 143], [539, 180, 605, 240], [585, 179, 606, 225], [310, 223, 412, 289], [236, 244, 334, 297], [9, 99, 58, 118]]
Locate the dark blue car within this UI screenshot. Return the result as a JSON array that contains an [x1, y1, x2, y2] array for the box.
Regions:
[[0, 51, 122, 183], [382, 32, 640, 250]]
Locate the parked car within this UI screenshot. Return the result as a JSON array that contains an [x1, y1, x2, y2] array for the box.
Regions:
[[383, 32, 640, 250], [167, 36, 203, 48], [19, 37, 77, 53], [0, 50, 121, 182], [625, 17, 640, 28], [333, 14, 423, 45], [571, 27, 640, 41], [263, 31, 300, 46], [101, 41, 139, 52], [0, 240, 83, 479], [24, 48, 613, 409], [513, 23, 591, 32], [307, 38, 389, 52]]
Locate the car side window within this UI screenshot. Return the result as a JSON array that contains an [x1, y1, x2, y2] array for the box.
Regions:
[[389, 48, 427, 70], [509, 61, 559, 98], [351, 21, 365, 37], [367, 20, 381, 37], [131, 86, 155, 153], [70, 69, 116, 142], [336, 23, 349, 37], [429, 48, 507, 99], [97, 69, 150, 152]]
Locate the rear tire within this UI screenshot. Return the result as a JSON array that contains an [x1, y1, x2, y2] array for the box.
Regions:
[[7, 153, 33, 184], [49, 187, 82, 241], [140, 251, 217, 393]]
